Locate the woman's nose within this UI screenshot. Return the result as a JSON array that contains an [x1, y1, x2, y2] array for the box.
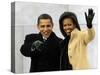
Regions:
[[65, 25, 70, 29]]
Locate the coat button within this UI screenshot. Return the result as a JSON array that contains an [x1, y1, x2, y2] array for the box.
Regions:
[[69, 48, 71, 50], [69, 56, 72, 58], [68, 48, 71, 52]]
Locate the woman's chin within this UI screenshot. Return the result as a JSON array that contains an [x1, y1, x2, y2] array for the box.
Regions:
[[66, 33, 71, 36]]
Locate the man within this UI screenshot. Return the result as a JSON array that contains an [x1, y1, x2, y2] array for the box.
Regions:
[[20, 14, 62, 72]]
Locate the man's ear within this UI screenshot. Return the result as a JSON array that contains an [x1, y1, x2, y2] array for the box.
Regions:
[[52, 24, 54, 28], [37, 24, 39, 29], [51, 24, 53, 28]]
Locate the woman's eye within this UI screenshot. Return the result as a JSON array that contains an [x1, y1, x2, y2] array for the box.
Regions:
[[68, 24, 72, 26], [64, 24, 67, 26]]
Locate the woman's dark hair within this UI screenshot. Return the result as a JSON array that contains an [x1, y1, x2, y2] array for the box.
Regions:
[[37, 14, 53, 26], [59, 12, 81, 37]]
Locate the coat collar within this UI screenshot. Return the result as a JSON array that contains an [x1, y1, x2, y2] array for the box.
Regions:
[[38, 32, 57, 41]]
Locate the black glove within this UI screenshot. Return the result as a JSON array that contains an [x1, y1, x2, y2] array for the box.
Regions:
[[85, 8, 95, 28], [31, 40, 44, 52]]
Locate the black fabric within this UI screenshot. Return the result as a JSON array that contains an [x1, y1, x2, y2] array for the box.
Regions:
[[85, 9, 95, 29], [60, 36, 72, 70], [20, 32, 62, 72]]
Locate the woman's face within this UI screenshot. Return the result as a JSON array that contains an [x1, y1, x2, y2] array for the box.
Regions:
[[63, 18, 75, 36]]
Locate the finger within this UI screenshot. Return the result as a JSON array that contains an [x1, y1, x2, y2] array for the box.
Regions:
[[92, 12, 95, 19], [85, 12, 88, 20], [89, 8, 93, 15]]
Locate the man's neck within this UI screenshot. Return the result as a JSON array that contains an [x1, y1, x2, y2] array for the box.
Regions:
[[43, 36, 47, 40]]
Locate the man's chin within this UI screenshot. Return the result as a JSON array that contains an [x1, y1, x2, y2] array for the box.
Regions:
[[43, 35, 50, 38]]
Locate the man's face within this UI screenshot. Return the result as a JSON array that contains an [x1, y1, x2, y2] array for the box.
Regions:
[[38, 19, 53, 38], [63, 18, 75, 36]]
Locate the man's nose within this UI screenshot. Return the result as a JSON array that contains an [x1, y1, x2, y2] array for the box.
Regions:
[[44, 27, 48, 31]]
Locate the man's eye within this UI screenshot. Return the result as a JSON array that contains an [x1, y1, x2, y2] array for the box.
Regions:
[[47, 25, 51, 27], [41, 25, 45, 28]]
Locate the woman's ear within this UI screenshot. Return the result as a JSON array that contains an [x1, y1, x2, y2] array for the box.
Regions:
[[52, 24, 53, 28], [73, 24, 76, 29]]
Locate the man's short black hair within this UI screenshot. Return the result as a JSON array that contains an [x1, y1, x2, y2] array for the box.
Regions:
[[37, 14, 53, 26]]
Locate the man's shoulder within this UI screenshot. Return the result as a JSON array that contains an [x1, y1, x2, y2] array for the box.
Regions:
[[53, 34, 63, 43], [26, 33, 38, 37], [57, 37, 63, 42], [25, 33, 39, 39], [60, 37, 68, 45]]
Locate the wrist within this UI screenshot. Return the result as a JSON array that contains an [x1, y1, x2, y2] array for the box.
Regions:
[[87, 24, 92, 28]]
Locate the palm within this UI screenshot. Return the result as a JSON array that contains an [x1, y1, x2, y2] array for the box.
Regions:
[[85, 8, 95, 28]]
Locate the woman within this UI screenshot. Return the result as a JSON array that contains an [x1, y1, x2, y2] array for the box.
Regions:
[[59, 9, 95, 70]]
